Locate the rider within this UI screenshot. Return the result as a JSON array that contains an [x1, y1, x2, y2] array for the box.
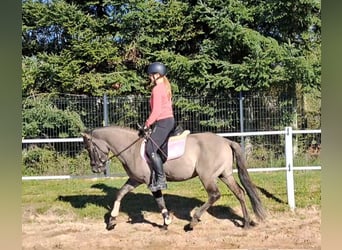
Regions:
[[144, 62, 175, 192]]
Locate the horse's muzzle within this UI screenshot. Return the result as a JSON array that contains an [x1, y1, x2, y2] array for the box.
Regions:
[[92, 168, 100, 173], [92, 164, 105, 173], [90, 163, 99, 172]]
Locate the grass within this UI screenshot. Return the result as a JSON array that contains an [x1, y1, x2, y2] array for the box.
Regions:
[[22, 170, 321, 221]]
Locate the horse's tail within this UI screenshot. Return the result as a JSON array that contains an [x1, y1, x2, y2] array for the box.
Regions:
[[227, 139, 267, 221]]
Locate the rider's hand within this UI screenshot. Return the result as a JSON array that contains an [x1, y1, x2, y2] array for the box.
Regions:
[[138, 124, 150, 138]]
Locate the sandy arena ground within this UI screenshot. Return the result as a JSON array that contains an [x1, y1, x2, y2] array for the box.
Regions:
[[22, 204, 320, 249]]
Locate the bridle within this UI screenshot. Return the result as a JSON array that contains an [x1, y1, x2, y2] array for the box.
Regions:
[[90, 140, 108, 166]]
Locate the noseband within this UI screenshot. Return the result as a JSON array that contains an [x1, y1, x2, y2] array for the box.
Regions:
[[91, 140, 109, 165]]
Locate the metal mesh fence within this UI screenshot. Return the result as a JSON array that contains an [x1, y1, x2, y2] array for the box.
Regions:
[[22, 92, 319, 135], [22, 92, 321, 175]]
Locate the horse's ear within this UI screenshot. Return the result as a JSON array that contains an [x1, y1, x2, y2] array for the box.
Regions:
[[81, 132, 91, 140]]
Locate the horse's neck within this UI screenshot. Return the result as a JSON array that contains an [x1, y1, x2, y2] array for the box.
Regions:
[[102, 127, 139, 154]]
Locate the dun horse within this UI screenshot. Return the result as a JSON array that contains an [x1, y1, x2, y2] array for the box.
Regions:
[[82, 126, 266, 230]]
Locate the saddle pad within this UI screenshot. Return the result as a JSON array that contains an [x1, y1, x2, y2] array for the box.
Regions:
[[141, 130, 190, 161]]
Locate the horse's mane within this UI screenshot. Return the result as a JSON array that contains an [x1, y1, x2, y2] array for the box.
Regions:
[[109, 125, 137, 133], [88, 125, 138, 136]]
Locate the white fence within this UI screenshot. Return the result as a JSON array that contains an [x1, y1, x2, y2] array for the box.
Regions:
[[219, 127, 321, 210], [22, 127, 321, 210]]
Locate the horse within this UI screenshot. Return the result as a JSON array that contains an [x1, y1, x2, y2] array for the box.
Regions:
[[81, 125, 267, 231]]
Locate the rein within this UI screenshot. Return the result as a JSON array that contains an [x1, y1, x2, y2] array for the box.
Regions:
[[145, 134, 168, 160], [137, 123, 168, 160], [91, 134, 141, 161], [90, 127, 168, 162]]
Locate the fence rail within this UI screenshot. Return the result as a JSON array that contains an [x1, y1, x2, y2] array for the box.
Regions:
[[22, 127, 321, 210]]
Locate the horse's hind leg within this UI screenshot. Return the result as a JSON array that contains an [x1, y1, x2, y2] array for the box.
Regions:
[[219, 174, 252, 228], [107, 178, 141, 230], [188, 180, 221, 230], [152, 190, 172, 228]]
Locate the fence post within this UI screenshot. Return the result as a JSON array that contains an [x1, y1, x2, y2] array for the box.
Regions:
[[103, 94, 110, 177], [239, 91, 245, 150], [285, 126, 295, 210]]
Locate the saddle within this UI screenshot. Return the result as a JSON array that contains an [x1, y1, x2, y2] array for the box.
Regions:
[[140, 130, 190, 161]]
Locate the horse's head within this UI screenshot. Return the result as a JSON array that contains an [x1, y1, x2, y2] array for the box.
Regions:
[[81, 132, 109, 173]]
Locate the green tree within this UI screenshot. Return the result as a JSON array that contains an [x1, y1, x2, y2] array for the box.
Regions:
[[22, 0, 320, 97], [22, 94, 85, 138]]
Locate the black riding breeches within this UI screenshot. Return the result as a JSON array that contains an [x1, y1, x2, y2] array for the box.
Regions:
[[145, 117, 175, 162]]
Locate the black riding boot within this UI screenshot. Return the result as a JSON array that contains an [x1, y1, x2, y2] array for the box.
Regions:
[[149, 152, 167, 192]]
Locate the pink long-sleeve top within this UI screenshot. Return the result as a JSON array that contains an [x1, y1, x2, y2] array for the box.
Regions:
[[145, 83, 173, 127]]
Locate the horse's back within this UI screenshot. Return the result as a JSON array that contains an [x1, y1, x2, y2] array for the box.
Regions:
[[165, 132, 233, 180], [190, 132, 232, 154], [189, 132, 234, 175], [164, 133, 212, 180]]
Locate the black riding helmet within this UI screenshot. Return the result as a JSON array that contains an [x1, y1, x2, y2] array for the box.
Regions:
[[147, 62, 167, 76]]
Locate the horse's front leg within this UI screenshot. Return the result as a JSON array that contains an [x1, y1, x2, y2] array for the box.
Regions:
[[152, 190, 172, 229], [107, 178, 141, 230]]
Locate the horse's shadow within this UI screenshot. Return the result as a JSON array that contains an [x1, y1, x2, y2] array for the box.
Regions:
[[57, 183, 250, 229], [58, 183, 285, 230]]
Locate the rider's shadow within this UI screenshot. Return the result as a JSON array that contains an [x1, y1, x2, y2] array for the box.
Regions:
[[57, 183, 246, 228]]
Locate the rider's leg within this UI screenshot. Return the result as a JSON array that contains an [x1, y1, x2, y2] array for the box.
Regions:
[[145, 118, 174, 191], [150, 152, 167, 191]]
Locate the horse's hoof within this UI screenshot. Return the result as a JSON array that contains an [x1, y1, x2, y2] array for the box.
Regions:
[[162, 211, 172, 226], [242, 220, 256, 229], [184, 223, 193, 232], [106, 224, 115, 230], [106, 217, 117, 231], [188, 216, 200, 229]]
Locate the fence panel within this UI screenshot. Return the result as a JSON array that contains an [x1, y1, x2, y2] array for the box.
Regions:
[[22, 94, 321, 173]]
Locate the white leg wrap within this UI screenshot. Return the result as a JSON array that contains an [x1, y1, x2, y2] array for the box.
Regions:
[[111, 201, 121, 217]]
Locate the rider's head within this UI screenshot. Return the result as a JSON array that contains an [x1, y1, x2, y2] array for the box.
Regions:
[[147, 62, 172, 98], [147, 62, 167, 82]]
